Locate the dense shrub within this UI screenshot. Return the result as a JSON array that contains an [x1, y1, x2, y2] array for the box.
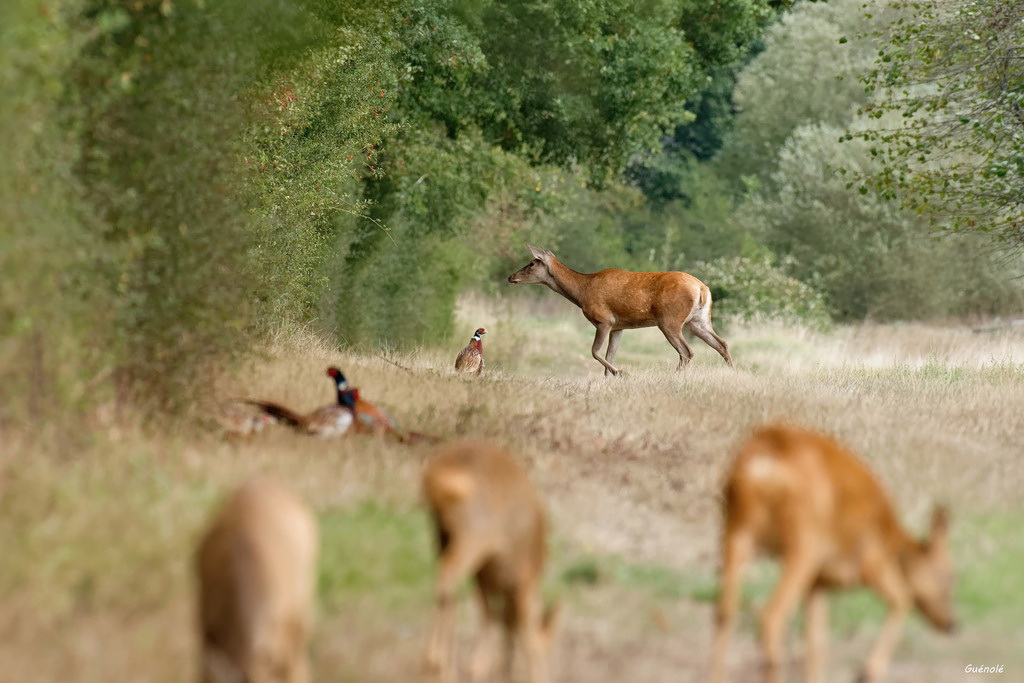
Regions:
[[694, 256, 831, 329]]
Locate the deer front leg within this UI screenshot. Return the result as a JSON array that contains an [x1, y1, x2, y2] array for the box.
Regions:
[[604, 329, 623, 377], [711, 529, 754, 683], [591, 324, 620, 376], [804, 586, 828, 683], [469, 585, 503, 681], [761, 542, 818, 683], [857, 563, 911, 683]]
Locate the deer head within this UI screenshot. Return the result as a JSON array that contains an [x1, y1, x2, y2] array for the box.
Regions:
[[508, 245, 555, 285], [907, 505, 958, 633]]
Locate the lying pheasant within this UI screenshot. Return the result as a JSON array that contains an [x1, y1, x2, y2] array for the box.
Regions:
[[245, 367, 356, 438], [215, 404, 276, 439], [331, 367, 394, 436], [454, 327, 486, 374]]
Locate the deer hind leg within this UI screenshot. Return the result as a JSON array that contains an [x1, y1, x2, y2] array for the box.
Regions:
[[687, 317, 734, 367], [804, 585, 829, 683], [590, 324, 620, 376], [200, 642, 243, 683], [857, 562, 911, 683], [711, 528, 754, 683], [604, 329, 624, 377], [469, 581, 503, 682], [657, 320, 693, 370], [274, 614, 312, 683], [513, 582, 549, 683], [428, 538, 487, 682], [760, 543, 819, 683]]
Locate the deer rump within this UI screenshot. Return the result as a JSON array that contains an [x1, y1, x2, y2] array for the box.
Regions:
[[197, 480, 318, 683]]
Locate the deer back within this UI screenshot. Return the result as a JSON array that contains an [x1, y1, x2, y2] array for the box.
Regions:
[[424, 441, 547, 582], [196, 478, 318, 683]]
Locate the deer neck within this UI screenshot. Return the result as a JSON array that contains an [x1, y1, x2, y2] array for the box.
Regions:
[[543, 259, 589, 308]]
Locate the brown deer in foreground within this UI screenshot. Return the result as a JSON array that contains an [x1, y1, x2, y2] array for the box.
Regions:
[[507, 245, 733, 375], [196, 478, 318, 683], [423, 441, 560, 683], [711, 424, 956, 683]]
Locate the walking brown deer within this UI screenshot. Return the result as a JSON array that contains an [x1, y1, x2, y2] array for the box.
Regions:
[[423, 440, 560, 683], [710, 424, 957, 683], [507, 245, 733, 375], [196, 478, 319, 683]]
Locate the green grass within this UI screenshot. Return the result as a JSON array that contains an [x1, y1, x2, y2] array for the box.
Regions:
[[556, 507, 1024, 637], [318, 501, 435, 612], [956, 512, 1024, 625], [559, 554, 714, 602]]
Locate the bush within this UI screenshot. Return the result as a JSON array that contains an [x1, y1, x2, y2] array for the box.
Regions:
[[694, 256, 831, 329], [737, 123, 1024, 321]]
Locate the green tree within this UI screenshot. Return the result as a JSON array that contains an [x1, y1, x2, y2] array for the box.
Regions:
[[395, 0, 771, 183], [857, 0, 1024, 248], [717, 0, 890, 187], [738, 122, 1021, 320]]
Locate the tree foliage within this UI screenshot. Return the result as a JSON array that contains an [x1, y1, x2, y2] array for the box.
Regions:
[[718, 0, 889, 186], [721, 0, 1023, 320], [396, 0, 778, 182], [738, 122, 1021, 320], [4, 0, 1022, 425], [857, 1, 1024, 248]]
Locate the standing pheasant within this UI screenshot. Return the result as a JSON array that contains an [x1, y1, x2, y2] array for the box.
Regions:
[[454, 327, 486, 374]]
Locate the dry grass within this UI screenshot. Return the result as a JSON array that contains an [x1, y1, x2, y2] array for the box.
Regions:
[[2, 296, 1023, 682]]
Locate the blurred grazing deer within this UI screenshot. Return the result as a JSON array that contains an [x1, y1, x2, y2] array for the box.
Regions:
[[710, 424, 957, 683], [423, 441, 560, 683], [196, 479, 319, 683], [507, 245, 732, 375]]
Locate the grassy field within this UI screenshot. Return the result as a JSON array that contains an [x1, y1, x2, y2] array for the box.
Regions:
[[2, 295, 1023, 682]]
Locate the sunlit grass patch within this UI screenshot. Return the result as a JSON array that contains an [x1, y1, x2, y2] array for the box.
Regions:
[[955, 511, 1024, 625], [0, 441, 216, 618], [318, 501, 435, 612]]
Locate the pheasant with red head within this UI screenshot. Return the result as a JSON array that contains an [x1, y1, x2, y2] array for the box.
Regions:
[[454, 327, 486, 374], [328, 367, 396, 435], [330, 367, 440, 444]]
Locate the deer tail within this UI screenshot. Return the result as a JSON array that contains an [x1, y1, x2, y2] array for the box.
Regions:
[[424, 467, 475, 505]]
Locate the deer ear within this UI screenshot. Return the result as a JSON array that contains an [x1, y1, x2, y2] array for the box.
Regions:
[[527, 244, 547, 261]]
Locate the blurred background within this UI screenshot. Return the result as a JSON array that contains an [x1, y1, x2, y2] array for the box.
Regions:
[[2, 0, 1022, 681]]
